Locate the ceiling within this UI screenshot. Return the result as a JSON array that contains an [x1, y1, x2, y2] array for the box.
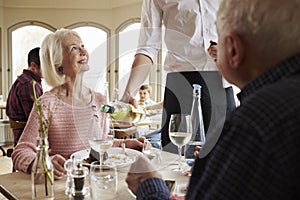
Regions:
[[0, 0, 142, 9]]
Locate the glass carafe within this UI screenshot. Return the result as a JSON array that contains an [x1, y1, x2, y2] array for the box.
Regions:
[[31, 136, 54, 200], [184, 84, 206, 166]]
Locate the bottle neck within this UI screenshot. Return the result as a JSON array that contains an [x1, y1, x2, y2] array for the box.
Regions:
[[35, 136, 49, 151], [193, 89, 201, 98]]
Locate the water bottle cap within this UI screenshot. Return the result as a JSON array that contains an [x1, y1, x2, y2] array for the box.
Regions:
[[192, 84, 202, 90]]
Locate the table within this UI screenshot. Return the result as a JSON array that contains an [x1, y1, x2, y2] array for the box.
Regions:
[[0, 151, 189, 199]]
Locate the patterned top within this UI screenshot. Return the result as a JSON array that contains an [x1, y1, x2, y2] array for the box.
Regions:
[[6, 69, 43, 144], [137, 54, 300, 200], [12, 90, 108, 173]]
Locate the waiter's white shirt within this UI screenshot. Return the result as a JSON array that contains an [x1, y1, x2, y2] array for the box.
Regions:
[[136, 0, 220, 72]]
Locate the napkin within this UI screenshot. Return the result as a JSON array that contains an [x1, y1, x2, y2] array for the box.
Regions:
[[128, 155, 157, 174]]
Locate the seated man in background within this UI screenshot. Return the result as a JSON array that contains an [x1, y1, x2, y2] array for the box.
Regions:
[[126, 0, 300, 199], [6, 47, 43, 146]]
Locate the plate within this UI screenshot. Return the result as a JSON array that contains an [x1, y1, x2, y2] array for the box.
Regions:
[[71, 147, 142, 168]]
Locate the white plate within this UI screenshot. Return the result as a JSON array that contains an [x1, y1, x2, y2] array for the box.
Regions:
[[71, 147, 142, 168]]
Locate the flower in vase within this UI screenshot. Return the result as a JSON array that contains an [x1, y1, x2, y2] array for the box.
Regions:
[[32, 80, 55, 185]]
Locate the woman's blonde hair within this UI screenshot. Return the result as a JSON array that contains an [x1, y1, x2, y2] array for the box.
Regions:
[[40, 28, 82, 87]]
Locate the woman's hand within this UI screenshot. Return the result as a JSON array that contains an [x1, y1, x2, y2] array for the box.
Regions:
[[124, 137, 145, 151], [51, 154, 66, 180]]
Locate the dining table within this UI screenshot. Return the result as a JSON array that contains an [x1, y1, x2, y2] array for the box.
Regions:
[[0, 150, 190, 200]]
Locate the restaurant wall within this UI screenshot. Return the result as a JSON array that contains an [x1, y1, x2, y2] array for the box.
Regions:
[[0, 1, 142, 98], [0, 0, 3, 95]]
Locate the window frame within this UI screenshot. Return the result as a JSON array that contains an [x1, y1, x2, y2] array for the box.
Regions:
[[66, 22, 111, 95], [7, 21, 56, 87]]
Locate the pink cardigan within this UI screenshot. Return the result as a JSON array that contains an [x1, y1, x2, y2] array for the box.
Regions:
[[12, 90, 111, 173]]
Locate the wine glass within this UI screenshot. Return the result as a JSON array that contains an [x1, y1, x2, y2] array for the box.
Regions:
[[88, 115, 115, 165], [168, 114, 192, 172]]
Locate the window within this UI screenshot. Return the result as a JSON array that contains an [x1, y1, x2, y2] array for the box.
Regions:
[[0, 28, 2, 95], [116, 20, 167, 102], [117, 21, 141, 100], [70, 25, 109, 94], [9, 23, 54, 91]]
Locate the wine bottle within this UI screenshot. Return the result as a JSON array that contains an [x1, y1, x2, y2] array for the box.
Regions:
[[100, 102, 146, 123]]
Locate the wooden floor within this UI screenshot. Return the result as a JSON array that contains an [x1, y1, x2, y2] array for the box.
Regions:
[[0, 144, 13, 175], [0, 145, 14, 199]]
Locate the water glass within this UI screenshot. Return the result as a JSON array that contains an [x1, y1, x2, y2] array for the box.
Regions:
[[90, 161, 117, 200], [64, 158, 74, 196]]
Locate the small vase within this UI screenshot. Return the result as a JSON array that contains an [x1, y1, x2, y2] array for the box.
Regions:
[[31, 136, 54, 200]]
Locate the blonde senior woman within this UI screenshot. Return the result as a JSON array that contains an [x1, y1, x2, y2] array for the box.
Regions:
[[12, 29, 144, 180]]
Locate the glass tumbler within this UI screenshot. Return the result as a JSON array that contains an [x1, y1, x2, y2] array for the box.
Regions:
[[90, 161, 117, 200]]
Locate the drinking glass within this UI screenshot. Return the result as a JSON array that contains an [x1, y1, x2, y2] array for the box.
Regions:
[[142, 137, 162, 163], [64, 157, 74, 196], [168, 114, 192, 172], [88, 115, 115, 165], [90, 161, 117, 200]]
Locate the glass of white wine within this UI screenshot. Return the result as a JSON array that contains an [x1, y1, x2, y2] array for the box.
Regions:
[[168, 114, 192, 172], [88, 114, 115, 165]]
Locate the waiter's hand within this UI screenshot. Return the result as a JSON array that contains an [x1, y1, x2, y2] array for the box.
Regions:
[[194, 145, 201, 156], [129, 96, 138, 108], [208, 40, 217, 62], [121, 94, 138, 108]]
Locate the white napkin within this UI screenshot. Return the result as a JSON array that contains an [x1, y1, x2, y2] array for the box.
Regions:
[[128, 155, 157, 174]]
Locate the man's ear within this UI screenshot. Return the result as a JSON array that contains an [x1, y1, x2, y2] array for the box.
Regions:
[[30, 61, 39, 69], [225, 32, 244, 69]]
